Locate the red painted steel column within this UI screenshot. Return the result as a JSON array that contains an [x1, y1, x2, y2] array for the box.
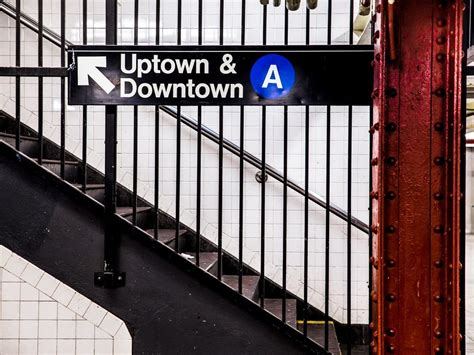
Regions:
[[370, 0, 464, 353]]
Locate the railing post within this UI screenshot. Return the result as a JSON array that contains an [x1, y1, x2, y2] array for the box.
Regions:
[[370, 1, 464, 353], [94, 0, 125, 288]]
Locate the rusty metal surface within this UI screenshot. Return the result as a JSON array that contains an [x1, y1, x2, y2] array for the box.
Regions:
[[370, 0, 463, 353]]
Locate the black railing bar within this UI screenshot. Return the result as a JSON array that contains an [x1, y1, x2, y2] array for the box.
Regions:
[[347, 105, 353, 355], [59, 0, 65, 180], [15, 0, 20, 152], [175, 0, 182, 253], [217, 0, 224, 281], [259, 2, 267, 309], [238, 0, 246, 296], [196, 0, 203, 267], [348, 1, 354, 353], [282, 4, 289, 326], [0, 2, 73, 49], [38, 0, 43, 166], [324, 105, 331, 351], [154, 0, 161, 241], [0, 67, 67, 76], [303, 6, 310, 338], [160, 105, 369, 234], [132, 0, 139, 226], [81, 0, 87, 193]]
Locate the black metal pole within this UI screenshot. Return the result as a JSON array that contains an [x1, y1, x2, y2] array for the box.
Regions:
[[60, 0, 66, 179], [15, 0, 20, 151], [82, 0, 88, 191], [303, 6, 310, 337], [259, 1, 267, 309], [154, 0, 161, 241], [132, 0, 139, 226], [282, 5, 289, 325], [217, 0, 224, 281], [95, 0, 124, 288], [38, 0, 43, 165], [196, 0, 203, 267], [238, 0, 246, 296]]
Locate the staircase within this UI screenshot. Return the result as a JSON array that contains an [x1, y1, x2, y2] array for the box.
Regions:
[[0, 110, 344, 353]]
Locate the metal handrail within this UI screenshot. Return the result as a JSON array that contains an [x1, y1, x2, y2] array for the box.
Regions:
[[0, 2, 370, 234]]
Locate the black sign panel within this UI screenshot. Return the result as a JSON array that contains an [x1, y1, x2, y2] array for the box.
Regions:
[[68, 45, 373, 106]]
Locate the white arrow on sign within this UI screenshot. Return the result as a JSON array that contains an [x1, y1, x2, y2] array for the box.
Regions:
[[77, 56, 115, 94]]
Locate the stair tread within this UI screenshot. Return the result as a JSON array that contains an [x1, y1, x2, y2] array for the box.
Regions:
[[297, 322, 341, 355], [0, 132, 38, 141], [264, 298, 297, 327], [35, 158, 78, 165], [116, 206, 151, 216], [187, 252, 218, 271], [145, 228, 186, 244], [222, 275, 260, 300], [74, 183, 105, 190]]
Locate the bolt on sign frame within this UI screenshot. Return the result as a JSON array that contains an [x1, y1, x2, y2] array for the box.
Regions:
[[370, 0, 466, 354]]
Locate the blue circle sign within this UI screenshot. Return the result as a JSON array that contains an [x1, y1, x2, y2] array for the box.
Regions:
[[250, 54, 296, 99]]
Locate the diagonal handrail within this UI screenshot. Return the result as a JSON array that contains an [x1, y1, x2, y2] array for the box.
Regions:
[[0, 2, 370, 234]]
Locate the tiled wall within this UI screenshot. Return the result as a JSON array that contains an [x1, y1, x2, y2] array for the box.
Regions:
[[0, 0, 370, 324], [0, 245, 132, 355]]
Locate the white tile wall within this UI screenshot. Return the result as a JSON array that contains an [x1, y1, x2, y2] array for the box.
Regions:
[[0, 245, 132, 355], [0, 0, 370, 324]]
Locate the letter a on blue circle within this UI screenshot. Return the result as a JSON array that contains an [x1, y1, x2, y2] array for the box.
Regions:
[[250, 54, 295, 99]]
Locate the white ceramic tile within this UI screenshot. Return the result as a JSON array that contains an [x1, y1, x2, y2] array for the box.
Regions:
[[114, 324, 131, 340], [2, 301, 20, 320], [38, 320, 57, 339], [38, 301, 57, 320], [0, 319, 19, 339], [76, 339, 94, 355], [67, 292, 91, 317], [113, 339, 132, 355], [38, 292, 53, 301], [57, 339, 75, 354], [0, 339, 19, 354], [19, 320, 38, 338], [99, 312, 123, 337], [1, 270, 21, 282], [19, 339, 37, 355], [4, 254, 28, 277], [38, 339, 57, 355], [20, 282, 40, 301], [36, 273, 60, 297], [19, 301, 38, 320], [20, 263, 44, 287], [83, 303, 107, 326], [57, 320, 76, 339], [76, 319, 94, 339], [52, 284, 75, 306], [2, 282, 20, 301], [95, 338, 113, 355], [94, 326, 113, 340], [58, 303, 76, 320]]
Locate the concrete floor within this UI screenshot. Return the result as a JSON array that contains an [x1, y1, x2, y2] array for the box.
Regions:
[[467, 234, 474, 353]]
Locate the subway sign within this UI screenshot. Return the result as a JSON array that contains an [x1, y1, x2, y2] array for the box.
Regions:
[[68, 45, 373, 106]]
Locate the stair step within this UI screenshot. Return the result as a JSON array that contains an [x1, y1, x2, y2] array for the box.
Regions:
[[35, 159, 78, 165], [145, 228, 186, 244], [188, 252, 218, 272], [116, 206, 151, 217], [222, 275, 260, 301], [0, 132, 38, 141], [297, 322, 341, 355], [264, 298, 297, 328], [74, 184, 105, 190]]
